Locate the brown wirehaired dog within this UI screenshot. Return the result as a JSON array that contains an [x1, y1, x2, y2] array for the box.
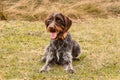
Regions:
[[39, 13, 81, 73]]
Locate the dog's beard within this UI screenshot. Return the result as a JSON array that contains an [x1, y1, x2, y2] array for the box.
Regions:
[[48, 27, 63, 40], [48, 25, 64, 40]]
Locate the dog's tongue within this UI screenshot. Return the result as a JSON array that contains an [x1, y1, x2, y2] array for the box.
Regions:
[[50, 32, 57, 39]]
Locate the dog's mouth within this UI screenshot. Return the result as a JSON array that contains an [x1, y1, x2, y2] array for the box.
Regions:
[[48, 26, 65, 40], [50, 32, 58, 39], [48, 28, 59, 39]]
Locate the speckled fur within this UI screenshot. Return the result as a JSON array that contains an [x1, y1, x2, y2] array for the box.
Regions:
[[39, 13, 81, 73], [40, 33, 81, 73]]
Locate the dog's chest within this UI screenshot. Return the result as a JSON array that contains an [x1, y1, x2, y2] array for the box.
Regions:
[[53, 40, 65, 64], [54, 50, 64, 65], [51, 38, 71, 64]]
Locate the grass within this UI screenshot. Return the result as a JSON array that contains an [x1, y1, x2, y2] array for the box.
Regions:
[[0, 18, 120, 80]]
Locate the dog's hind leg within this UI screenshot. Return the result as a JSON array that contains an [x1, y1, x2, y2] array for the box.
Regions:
[[72, 41, 81, 60]]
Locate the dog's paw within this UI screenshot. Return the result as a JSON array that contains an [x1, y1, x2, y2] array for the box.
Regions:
[[39, 69, 47, 73], [66, 69, 75, 74], [39, 66, 50, 73], [40, 57, 46, 62]]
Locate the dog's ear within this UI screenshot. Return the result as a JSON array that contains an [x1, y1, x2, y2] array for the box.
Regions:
[[64, 16, 72, 32]]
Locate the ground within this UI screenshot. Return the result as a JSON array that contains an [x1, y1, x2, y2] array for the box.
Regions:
[[0, 18, 120, 80]]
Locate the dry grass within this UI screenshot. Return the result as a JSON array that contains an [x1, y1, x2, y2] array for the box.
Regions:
[[0, 18, 120, 80], [0, 0, 120, 80], [0, 0, 120, 21]]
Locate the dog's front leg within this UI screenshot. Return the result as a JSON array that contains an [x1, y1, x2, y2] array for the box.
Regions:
[[63, 51, 75, 73], [39, 52, 53, 73]]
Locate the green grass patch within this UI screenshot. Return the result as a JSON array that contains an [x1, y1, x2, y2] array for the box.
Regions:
[[0, 18, 120, 80]]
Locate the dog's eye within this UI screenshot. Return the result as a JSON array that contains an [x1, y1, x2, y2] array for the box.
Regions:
[[56, 18, 62, 23], [56, 19, 65, 27]]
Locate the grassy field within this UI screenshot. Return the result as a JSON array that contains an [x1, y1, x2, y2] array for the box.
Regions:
[[0, 18, 120, 80]]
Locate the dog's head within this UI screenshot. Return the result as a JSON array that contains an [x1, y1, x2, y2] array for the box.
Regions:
[[45, 13, 72, 40]]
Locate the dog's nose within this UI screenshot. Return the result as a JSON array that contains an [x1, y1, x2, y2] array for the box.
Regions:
[[48, 24, 55, 31], [48, 25, 54, 29], [49, 27, 56, 32], [48, 25, 55, 32], [48, 22, 56, 32], [48, 22, 55, 28]]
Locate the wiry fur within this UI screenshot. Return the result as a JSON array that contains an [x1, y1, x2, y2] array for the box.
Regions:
[[39, 13, 81, 73]]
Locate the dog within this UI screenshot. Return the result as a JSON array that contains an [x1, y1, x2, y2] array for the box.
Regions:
[[39, 13, 81, 73]]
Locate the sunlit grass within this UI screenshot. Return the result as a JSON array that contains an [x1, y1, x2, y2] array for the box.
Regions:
[[0, 18, 120, 80]]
